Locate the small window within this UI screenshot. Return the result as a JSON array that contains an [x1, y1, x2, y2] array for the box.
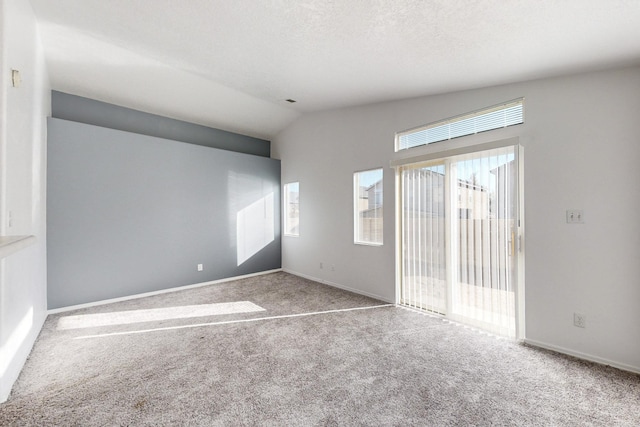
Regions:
[[284, 182, 299, 236], [354, 169, 383, 245], [395, 98, 524, 151]]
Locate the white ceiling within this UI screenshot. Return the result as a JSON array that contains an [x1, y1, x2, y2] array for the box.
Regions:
[[29, 0, 640, 139]]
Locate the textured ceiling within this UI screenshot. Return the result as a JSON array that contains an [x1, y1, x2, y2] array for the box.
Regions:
[[29, 0, 640, 139]]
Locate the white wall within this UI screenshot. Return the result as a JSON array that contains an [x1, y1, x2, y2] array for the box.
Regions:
[[273, 66, 640, 373], [0, 0, 50, 402]]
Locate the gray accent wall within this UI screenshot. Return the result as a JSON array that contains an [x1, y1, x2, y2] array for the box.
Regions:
[[47, 118, 281, 309], [52, 91, 271, 157]]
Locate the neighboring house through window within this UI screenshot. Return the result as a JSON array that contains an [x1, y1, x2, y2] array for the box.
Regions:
[[354, 169, 383, 245]]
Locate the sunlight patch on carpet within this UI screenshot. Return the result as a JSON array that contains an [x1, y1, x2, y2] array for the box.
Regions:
[[73, 304, 395, 339], [57, 301, 266, 330]]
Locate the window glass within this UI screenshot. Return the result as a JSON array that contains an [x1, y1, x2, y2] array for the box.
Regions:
[[354, 169, 383, 245], [396, 99, 523, 151], [284, 182, 299, 236]]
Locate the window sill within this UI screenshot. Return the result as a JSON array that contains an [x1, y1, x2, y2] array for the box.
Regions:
[[0, 235, 36, 259]]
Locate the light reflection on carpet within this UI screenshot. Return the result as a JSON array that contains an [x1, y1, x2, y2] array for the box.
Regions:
[[57, 301, 266, 330], [73, 304, 394, 340]]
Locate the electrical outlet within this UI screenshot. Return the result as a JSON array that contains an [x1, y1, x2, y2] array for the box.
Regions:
[[320, 262, 323, 269], [197, 264, 203, 272], [566, 209, 584, 224], [573, 313, 586, 328], [331, 265, 335, 271]]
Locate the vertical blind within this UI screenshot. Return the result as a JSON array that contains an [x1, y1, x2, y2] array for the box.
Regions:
[[401, 164, 446, 314], [400, 146, 517, 338]]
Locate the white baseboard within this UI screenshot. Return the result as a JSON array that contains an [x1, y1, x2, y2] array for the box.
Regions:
[[48, 269, 283, 314], [283, 270, 640, 377], [282, 269, 394, 303], [523, 338, 640, 375]]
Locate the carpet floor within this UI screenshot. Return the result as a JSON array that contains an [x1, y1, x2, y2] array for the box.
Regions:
[[1, 272, 639, 426]]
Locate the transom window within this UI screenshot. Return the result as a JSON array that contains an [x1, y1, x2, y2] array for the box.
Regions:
[[395, 98, 524, 151]]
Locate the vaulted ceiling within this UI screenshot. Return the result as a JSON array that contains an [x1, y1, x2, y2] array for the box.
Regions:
[[29, 0, 640, 139]]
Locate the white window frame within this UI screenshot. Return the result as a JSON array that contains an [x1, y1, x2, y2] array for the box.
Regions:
[[395, 98, 524, 151], [283, 182, 299, 237], [391, 137, 525, 339], [354, 168, 383, 246]]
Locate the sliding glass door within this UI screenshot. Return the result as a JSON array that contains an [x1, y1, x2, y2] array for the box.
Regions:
[[400, 164, 447, 314], [399, 145, 520, 338]]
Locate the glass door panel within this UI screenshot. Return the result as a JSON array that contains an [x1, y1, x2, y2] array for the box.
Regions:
[[400, 164, 447, 314], [399, 146, 519, 338], [450, 147, 517, 337]]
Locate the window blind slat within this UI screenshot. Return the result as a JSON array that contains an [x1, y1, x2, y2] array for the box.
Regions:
[[396, 99, 524, 151]]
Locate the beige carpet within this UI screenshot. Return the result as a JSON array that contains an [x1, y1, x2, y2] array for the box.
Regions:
[[1, 272, 639, 426]]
